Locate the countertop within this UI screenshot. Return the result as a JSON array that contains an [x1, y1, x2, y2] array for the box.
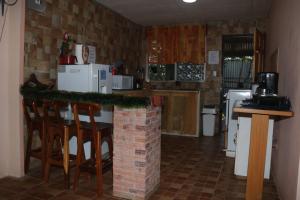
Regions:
[[113, 89, 200, 93]]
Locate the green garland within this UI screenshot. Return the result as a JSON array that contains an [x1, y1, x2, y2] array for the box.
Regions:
[[20, 85, 150, 108]]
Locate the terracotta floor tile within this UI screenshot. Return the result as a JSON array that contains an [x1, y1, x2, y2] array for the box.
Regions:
[[0, 188, 18, 200], [0, 135, 279, 200]]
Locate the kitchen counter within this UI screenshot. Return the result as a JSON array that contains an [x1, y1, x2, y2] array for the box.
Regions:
[[113, 89, 200, 92], [152, 89, 200, 93], [233, 107, 293, 200]]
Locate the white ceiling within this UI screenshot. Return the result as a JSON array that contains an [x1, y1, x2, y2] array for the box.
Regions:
[[97, 0, 271, 26]]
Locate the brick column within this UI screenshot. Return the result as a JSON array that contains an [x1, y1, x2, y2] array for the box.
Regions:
[[113, 106, 161, 200]]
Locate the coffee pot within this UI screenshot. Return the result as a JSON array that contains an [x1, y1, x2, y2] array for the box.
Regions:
[[255, 72, 279, 96]]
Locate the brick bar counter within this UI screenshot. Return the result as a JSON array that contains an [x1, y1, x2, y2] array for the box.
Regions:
[[113, 106, 161, 200]]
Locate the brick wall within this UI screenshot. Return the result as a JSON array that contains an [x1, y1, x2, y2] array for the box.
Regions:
[[113, 106, 161, 200], [25, 0, 145, 83]]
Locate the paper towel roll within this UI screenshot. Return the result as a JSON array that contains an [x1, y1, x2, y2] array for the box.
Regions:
[[75, 44, 83, 64]]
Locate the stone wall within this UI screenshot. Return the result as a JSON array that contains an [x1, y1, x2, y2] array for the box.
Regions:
[[25, 0, 145, 83], [113, 106, 161, 200], [204, 19, 266, 105]]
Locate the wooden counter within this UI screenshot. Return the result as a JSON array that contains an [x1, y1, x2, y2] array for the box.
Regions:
[[113, 89, 200, 137], [233, 107, 293, 200], [152, 90, 200, 137]]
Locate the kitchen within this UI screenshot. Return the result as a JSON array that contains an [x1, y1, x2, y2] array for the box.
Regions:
[[0, 0, 299, 200]]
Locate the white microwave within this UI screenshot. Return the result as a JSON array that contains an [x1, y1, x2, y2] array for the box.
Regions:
[[112, 75, 133, 90]]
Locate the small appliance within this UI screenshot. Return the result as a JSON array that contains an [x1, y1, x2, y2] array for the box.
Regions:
[[75, 44, 96, 65], [112, 75, 133, 90], [57, 64, 112, 94], [255, 72, 278, 96]]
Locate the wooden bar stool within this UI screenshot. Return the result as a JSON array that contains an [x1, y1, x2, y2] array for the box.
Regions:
[[72, 103, 113, 196], [23, 98, 46, 176], [43, 100, 76, 189]]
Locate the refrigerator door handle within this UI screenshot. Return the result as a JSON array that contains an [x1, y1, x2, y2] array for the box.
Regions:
[[225, 99, 230, 127]]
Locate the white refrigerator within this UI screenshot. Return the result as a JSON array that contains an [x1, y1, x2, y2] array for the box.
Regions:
[[225, 89, 251, 157], [57, 64, 112, 158]]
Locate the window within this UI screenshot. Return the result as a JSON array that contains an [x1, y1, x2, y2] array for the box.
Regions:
[[148, 63, 206, 82]]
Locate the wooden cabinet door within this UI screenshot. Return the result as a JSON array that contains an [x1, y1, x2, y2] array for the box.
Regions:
[[146, 28, 160, 64], [170, 92, 199, 135], [253, 29, 265, 77], [169, 94, 186, 133], [182, 92, 199, 135], [152, 91, 200, 136], [178, 25, 206, 64], [158, 27, 178, 64], [151, 91, 170, 132], [146, 25, 205, 64], [146, 27, 178, 64]]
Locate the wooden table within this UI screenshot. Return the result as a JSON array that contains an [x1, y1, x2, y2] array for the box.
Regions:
[[233, 107, 293, 200]]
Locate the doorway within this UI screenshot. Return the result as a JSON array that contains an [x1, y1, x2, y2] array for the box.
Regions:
[[219, 34, 254, 134], [222, 34, 254, 93]]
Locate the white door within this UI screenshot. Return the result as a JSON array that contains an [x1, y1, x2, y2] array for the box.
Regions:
[[226, 90, 251, 157]]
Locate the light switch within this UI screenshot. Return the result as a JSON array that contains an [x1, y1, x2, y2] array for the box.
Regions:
[[212, 70, 217, 77], [28, 0, 46, 13]]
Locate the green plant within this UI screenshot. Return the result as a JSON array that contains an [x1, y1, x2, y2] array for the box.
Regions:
[[60, 32, 76, 56]]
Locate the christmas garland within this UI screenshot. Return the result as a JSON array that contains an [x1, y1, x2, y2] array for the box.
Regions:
[[20, 85, 150, 108]]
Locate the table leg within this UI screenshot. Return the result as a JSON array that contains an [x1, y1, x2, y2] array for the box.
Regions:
[[246, 114, 269, 200]]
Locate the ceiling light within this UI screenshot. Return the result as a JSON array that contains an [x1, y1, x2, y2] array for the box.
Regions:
[[182, 0, 197, 3]]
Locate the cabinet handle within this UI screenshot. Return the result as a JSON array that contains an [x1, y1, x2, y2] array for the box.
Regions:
[[234, 132, 237, 144]]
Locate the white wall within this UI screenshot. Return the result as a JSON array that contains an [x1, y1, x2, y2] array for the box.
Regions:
[[266, 0, 300, 199], [0, 0, 25, 177]]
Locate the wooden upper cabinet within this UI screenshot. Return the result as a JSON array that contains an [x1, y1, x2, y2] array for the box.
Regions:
[[177, 25, 206, 64], [146, 25, 206, 64]]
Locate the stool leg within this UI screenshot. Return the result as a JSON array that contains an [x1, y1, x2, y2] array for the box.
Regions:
[[24, 126, 33, 174], [41, 122, 47, 177], [63, 126, 70, 189], [44, 133, 54, 183], [108, 131, 113, 162], [106, 128, 113, 175], [95, 131, 103, 196], [73, 129, 84, 191]]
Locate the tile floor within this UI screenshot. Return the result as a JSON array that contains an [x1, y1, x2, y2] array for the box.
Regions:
[[0, 135, 279, 200]]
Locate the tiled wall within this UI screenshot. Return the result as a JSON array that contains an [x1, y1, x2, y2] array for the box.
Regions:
[[204, 19, 266, 105], [113, 106, 161, 199], [25, 0, 145, 83]]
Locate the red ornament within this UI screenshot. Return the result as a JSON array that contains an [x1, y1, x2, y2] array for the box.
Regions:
[[63, 32, 69, 41]]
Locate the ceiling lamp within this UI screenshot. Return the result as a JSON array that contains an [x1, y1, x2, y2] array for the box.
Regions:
[[182, 0, 197, 3]]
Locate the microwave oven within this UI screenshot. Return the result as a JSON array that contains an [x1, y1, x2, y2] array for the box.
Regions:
[[112, 75, 133, 90]]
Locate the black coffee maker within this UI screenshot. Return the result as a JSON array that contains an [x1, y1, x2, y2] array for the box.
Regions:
[[242, 72, 291, 110], [255, 72, 279, 96]]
